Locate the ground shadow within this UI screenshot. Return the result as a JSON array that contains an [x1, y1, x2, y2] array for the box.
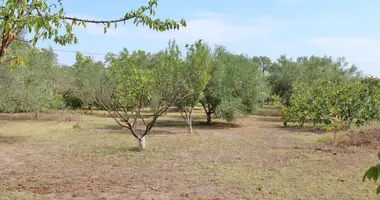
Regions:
[[0, 112, 80, 122], [0, 113, 55, 121], [250, 116, 283, 123], [87, 124, 176, 135], [79, 112, 155, 119], [254, 121, 327, 134], [154, 120, 242, 130], [0, 135, 29, 144]]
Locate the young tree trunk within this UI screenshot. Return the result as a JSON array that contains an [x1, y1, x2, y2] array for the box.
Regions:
[[138, 136, 146, 150], [206, 112, 212, 125], [332, 131, 337, 155], [89, 104, 93, 115], [186, 117, 193, 134], [35, 111, 39, 119], [345, 118, 351, 129]]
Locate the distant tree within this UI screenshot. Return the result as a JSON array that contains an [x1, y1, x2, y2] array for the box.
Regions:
[[267, 55, 361, 106], [252, 56, 271, 76], [176, 40, 212, 133], [71, 52, 106, 112], [96, 40, 185, 150], [0, 47, 61, 118]]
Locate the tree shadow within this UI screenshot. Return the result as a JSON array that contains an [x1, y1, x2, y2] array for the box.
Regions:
[[251, 116, 283, 123], [0, 112, 78, 122], [154, 120, 242, 130], [127, 147, 141, 152], [281, 126, 326, 133], [0, 135, 28, 144], [0, 113, 48, 121], [89, 124, 176, 135]]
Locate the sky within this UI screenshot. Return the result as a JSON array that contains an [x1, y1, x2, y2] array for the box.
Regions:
[[36, 0, 380, 77]]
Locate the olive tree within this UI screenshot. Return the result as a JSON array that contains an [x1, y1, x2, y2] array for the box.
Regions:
[[97, 40, 186, 150], [0, 46, 61, 117], [70, 52, 106, 111], [201, 46, 268, 124]]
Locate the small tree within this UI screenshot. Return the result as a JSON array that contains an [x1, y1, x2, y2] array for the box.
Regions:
[[96, 40, 185, 150], [177, 40, 211, 133]]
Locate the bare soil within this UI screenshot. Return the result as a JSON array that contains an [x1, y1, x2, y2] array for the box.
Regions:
[[0, 110, 378, 200]]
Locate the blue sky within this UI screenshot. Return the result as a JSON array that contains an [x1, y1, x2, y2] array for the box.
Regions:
[[37, 0, 380, 76]]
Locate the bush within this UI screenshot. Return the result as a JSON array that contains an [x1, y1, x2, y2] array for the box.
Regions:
[[62, 91, 83, 109]]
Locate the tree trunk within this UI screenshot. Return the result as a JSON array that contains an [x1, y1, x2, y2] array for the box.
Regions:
[[332, 131, 337, 155], [138, 136, 146, 150], [89, 105, 93, 115], [206, 112, 212, 125], [187, 117, 193, 134], [35, 111, 39, 119], [345, 118, 351, 129]]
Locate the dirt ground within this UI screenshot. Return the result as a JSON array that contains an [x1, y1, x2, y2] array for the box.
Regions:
[[0, 109, 379, 200]]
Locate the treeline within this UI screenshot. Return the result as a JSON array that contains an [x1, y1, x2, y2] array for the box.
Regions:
[[1, 36, 375, 134]]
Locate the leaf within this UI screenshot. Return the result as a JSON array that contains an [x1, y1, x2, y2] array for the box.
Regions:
[[378, 151, 380, 161], [374, 167, 379, 181], [377, 185, 380, 195], [103, 27, 107, 34]]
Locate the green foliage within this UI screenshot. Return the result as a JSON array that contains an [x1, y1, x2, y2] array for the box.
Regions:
[[266, 94, 282, 105], [176, 40, 212, 132], [282, 77, 380, 130], [0, 45, 62, 114], [62, 91, 83, 109], [97, 40, 186, 148], [70, 52, 106, 109], [363, 151, 380, 195], [268, 55, 360, 106], [201, 46, 268, 124]]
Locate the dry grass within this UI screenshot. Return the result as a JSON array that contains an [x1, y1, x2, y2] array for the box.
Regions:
[[0, 108, 379, 199], [338, 123, 380, 148]]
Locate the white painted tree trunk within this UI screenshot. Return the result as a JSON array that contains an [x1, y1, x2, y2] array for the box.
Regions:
[[138, 136, 146, 150], [187, 118, 193, 134]]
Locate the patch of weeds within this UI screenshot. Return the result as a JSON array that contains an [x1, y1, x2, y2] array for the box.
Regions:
[[72, 124, 82, 130], [189, 163, 266, 196], [0, 186, 36, 200], [269, 157, 378, 200], [286, 132, 341, 144]]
